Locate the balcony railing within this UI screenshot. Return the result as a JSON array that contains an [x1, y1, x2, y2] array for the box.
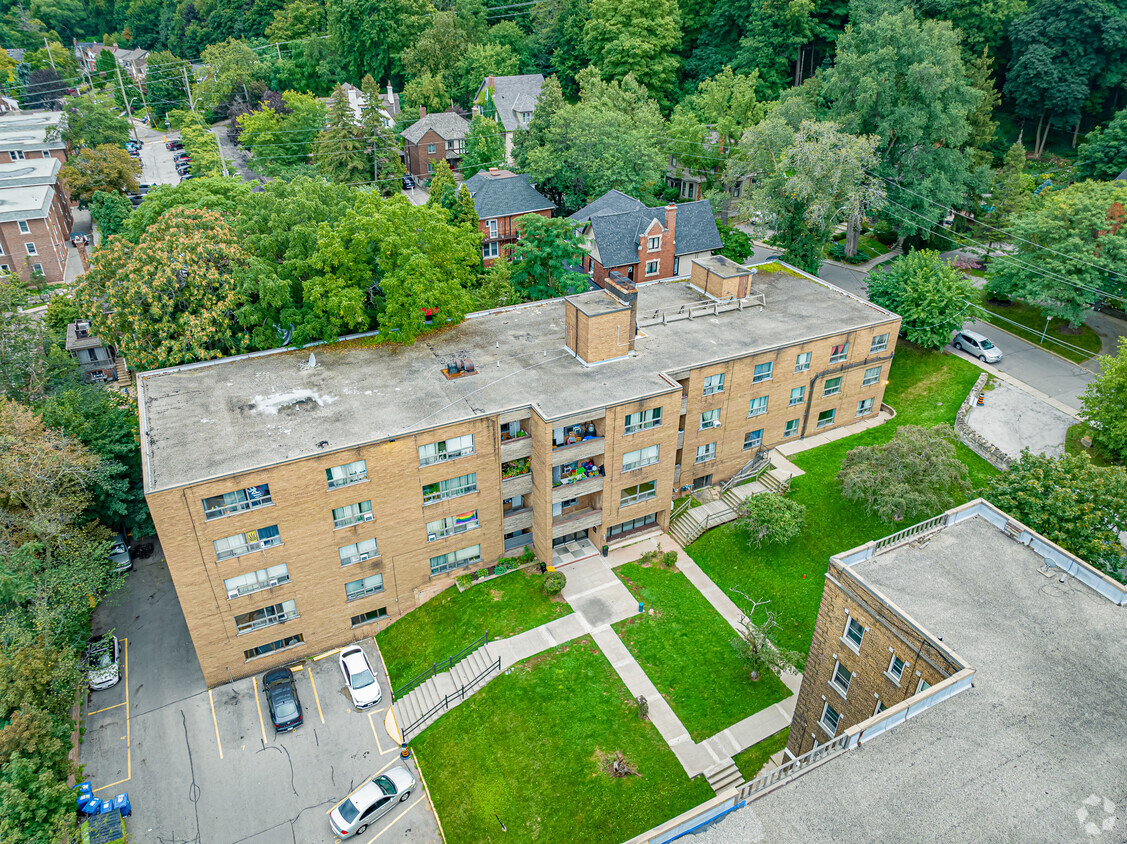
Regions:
[[427, 518, 479, 541], [235, 609, 298, 634], [204, 495, 273, 521], [422, 483, 477, 504], [419, 447, 475, 467], [226, 574, 290, 600], [327, 472, 368, 490], [333, 511, 374, 529], [552, 438, 605, 465], [215, 534, 281, 561], [552, 508, 602, 537]]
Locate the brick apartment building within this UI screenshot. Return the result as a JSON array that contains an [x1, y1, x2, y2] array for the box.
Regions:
[[462, 168, 553, 265], [137, 260, 900, 686], [570, 191, 722, 286], [401, 111, 469, 180], [0, 111, 67, 164]]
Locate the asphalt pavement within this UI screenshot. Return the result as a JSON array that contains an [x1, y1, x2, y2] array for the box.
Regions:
[[132, 118, 181, 187]]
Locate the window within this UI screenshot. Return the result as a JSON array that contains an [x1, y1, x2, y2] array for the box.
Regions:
[[419, 434, 475, 466], [427, 161, 435, 174], [352, 607, 388, 627], [338, 537, 380, 566], [700, 408, 721, 430], [702, 373, 725, 396], [830, 342, 849, 363], [816, 409, 836, 428], [234, 599, 297, 633], [744, 429, 763, 450], [487, 219, 498, 238], [783, 419, 799, 438], [422, 472, 477, 503], [753, 361, 773, 383], [430, 544, 481, 575], [607, 512, 657, 538], [843, 617, 864, 651], [622, 445, 659, 472], [692, 474, 712, 491], [482, 241, 499, 259], [31, 263, 42, 275], [244, 633, 303, 661], [332, 500, 373, 528], [795, 352, 811, 373], [831, 662, 852, 697], [326, 460, 368, 489], [213, 525, 281, 561], [17, 219, 30, 234], [0, 242, 4, 254], [427, 143, 436, 154], [648, 235, 660, 251], [857, 398, 874, 416], [874, 700, 887, 716], [620, 480, 657, 507], [870, 333, 889, 353], [646, 260, 659, 275], [9, 151, 24, 161], [862, 366, 881, 387], [202, 486, 274, 520], [887, 654, 906, 684], [748, 395, 769, 417], [426, 510, 479, 541], [695, 442, 716, 464], [823, 376, 842, 397], [820, 702, 841, 735], [624, 407, 662, 434], [0, 265, 9, 272], [789, 386, 806, 407], [224, 564, 290, 599], [917, 677, 931, 694], [24, 242, 37, 256], [345, 573, 384, 601]]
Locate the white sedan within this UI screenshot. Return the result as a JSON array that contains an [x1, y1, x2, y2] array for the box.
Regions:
[[339, 645, 382, 709]]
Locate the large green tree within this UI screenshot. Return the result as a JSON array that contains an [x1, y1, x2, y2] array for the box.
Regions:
[[1079, 337, 1127, 463], [866, 250, 977, 349], [328, 0, 427, 82], [88, 191, 133, 239], [461, 115, 504, 179], [57, 98, 131, 150], [236, 90, 326, 174], [315, 84, 371, 185], [530, 0, 589, 98], [59, 144, 142, 202], [508, 215, 588, 301], [118, 176, 255, 243], [584, 0, 682, 107], [1076, 108, 1127, 181], [359, 75, 405, 195], [144, 51, 191, 123]]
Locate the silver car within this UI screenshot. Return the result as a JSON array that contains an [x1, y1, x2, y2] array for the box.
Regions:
[[329, 766, 416, 838], [953, 330, 1003, 363], [109, 532, 132, 573], [84, 635, 121, 691], [339, 645, 382, 710]]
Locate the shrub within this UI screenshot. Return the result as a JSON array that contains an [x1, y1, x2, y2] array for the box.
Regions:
[[661, 551, 678, 568], [543, 571, 566, 595], [456, 574, 472, 589], [871, 218, 897, 246]]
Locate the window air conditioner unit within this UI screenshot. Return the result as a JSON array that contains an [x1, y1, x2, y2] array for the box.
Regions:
[[362, 513, 374, 521], [427, 534, 437, 542]]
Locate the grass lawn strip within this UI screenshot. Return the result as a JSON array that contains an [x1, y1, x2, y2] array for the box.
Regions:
[[612, 562, 790, 744], [413, 636, 714, 844], [687, 345, 999, 656], [732, 728, 790, 783], [376, 568, 572, 688], [969, 292, 1101, 364], [1065, 423, 1121, 467]]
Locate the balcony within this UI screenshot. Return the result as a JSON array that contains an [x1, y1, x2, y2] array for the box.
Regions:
[[552, 508, 602, 537], [502, 506, 533, 532], [502, 473, 533, 498], [680, 395, 688, 415], [553, 475, 603, 502], [677, 430, 685, 449], [500, 435, 532, 461], [504, 532, 533, 553], [551, 437, 605, 465]]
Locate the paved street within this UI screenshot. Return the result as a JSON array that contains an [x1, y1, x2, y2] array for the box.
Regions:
[[131, 118, 181, 186]]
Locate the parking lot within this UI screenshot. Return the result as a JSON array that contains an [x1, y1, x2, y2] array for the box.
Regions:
[[82, 548, 441, 844]]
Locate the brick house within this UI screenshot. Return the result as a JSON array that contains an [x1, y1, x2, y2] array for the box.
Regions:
[[0, 111, 68, 165], [471, 74, 544, 161], [569, 191, 722, 287], [65, 319, 128, 385], [401, 111, 469, 181], [462, 168, 554, 265]]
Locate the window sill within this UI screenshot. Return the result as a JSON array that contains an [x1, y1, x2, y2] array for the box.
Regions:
[[427, 524, 480, 542], [216, 542, 283, 563], [621, 462, 659, 474], [748, 412, 767, 419], [623, 424, 661, 436], [419, 451, 475, 468], [829, 681, 849, 701], [203, 500, 275, 522], [795, 368, 810, 374], [236, 614, 299, 636], [327, 477, 369, 491], [819, 720, 838, 738], [429, 559, 481, 579], [346, 589, 385, 602], [840, 636, 861, 655], [341, 553, 381, 567], [334, 518, 374, 530], [351, 615, 388, 629], [694, 457, 716, 465], [883, 671, 903, 687], [752, 378, 772, 384], [243, 640, 304, 663], [743, 442, 763, 451], [422, 489, 478, 506], [226, 580, 291, 601]]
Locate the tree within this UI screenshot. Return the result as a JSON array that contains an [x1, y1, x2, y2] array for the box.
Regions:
[[823, 8, 980, 241], [24, 68, 65, 110], [508, 215, 588, 301], [88, 190, 133, 238], [866, 250, 977, 349], [180, 124, 225, 177], [57, 98, 131, 150], [315, 84, 370, 185], [144, 51, 191, 122], [359, 75, 405, 195], [24, 41, 77, 77], [974, 141, 1033, 254], [328, 0, 428, 82], [730, 600, 805, 681], [922, 0, 1027, 57], [197, 38, 263, 121], [461, 115, 504, 179], [1076, 108, 1127, 181], [0, 280, 64, 401], [401, 11, 473, 85], [266, 0, 326, 41], [400, 72, 450, 119], [426, 159, 458, 207], [1079, 337, 1127, 463], [453, 43, 520, 107], [236, 90, 326, 174], [584, 0, 682, 107], [94, 47, 117, 85], [964, 47, 1001, 166], [717, 224, 752, 262], [530, 0, 589, 98], [984, 180, 1127, 328], [986, 451, 1127, 581], [118, 176, 255, 243], [839, 424, 972, 522], [452, 184, 479, 229], [74, 208, 260, 370], [736, 492, 805, 547], [59, 144, 141, 202]]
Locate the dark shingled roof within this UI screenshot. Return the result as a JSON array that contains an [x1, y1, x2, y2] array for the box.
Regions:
[[569, 191, 722, 269], [463, 170, 554, 219], [478, 75, 545, 133], [401, 111, 470, 144]]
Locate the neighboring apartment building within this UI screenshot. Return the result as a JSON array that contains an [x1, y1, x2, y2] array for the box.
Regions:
[[65, 319, 128, 385], [462, 167, 554, 265], [712, 499, 1127, 842], [0, 110, 67, 164], [0, 156, 73, 283], [401, 111, 469, 180], [472, 74, 544, 160], [570, 191, 722, 287], [137, 261, 900, 686]]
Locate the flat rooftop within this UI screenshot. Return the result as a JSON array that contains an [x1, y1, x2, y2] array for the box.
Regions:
[[700, 514, 1127, 843], [569, 289, 628, 317], [693, 254, 748, 278], [0, 184, 51, 219], [137, 264, 896, 492], [0, 111, 64, 148]]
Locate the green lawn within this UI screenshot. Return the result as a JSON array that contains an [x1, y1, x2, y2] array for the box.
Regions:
[[732, 728, 790, 783], [827, 232, 889, 261], [376, 568, 572, 689], [413, 637, 714, 843], [970, 292, 1102, 364], [612, 562, 790, 743], [1065, 423, 1121, 467], [687, 344, 999, 655]]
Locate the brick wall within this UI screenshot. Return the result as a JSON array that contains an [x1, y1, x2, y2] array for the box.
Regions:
[[405, 129, 447, 179], [479, 208, 550, 266], [0, 193, 70, 284]]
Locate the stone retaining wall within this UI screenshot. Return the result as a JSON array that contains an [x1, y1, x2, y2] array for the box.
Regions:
[[955, 374, 1012, 470]]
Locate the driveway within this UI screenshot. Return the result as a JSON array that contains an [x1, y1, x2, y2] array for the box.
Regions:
[[81, 546, 441, 844], [966, 379, 1076, 460]]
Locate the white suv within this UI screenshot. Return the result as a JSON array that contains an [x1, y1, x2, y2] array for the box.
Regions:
[[953, 330, 1003, 363]]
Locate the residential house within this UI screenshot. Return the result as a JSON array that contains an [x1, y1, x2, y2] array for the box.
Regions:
[[74, 41, 107, 74], [115, 48, 148, 82], [136, 260, 900, 685], [0, 156, 74, 284], [570, 190, 722, 287], [462, 167, 554, 265], [65, 320, 128, 385], [338, 82, 400, 128], [472, 74, 543, 161], [401, 110, 470, 180]]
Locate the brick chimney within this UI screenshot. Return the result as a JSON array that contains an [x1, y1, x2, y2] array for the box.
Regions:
[[604, 271, 638, 353], [420, 105, 426, 118], [664, 203, 677, 253]]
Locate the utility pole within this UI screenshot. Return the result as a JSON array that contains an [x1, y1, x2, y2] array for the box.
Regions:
[[181, 65, 195, 113], [276, 42, 282, 61], [214, 130, 230, 177], [136, 78, 151, 126], [115, 63, 140, 144], [43, 37, 57, 73]]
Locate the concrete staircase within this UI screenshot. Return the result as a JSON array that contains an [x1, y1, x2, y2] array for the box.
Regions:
[[393, 643, 500, 741], [704, 759, 743, 793], [668, 469, 792, 546]]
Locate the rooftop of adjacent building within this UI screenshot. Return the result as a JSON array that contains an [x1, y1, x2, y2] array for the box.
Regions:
[[0, 110, 64, 148], [569, 191, 722, 266], [0, 183, 52, 219], [726, 503, 1127, 844], [66, 320, 106, 351], [0, 156, 60, 186], [136, 262, 896, 493], [401, 110, 470, 144], [463, 168, 554, 220]]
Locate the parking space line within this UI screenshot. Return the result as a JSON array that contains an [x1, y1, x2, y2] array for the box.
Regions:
[[208, 688, 224, 759], [368, 711, 386, 755], [326, 758, 404, 814], [87, 702, 126, 716], [313, 646, 342, 661], [362, 794, 423, 844], [253, 676, 267, 745], [93, 637, 131, 792], [307, 665, 325, 724]]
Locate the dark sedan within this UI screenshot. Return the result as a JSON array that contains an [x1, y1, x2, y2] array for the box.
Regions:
[[262, 667, 303, 733]]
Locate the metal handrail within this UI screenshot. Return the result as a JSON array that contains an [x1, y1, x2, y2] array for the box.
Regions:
[[720, 448, 770, 494], [392, 632, 489, 700], [401, 654, 502, 742]]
